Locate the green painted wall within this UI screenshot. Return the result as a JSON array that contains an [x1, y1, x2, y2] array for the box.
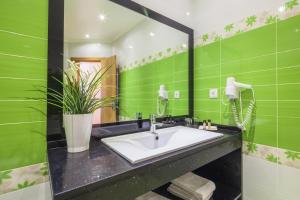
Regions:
[[119, 52, 189, 119], [194, 14, 300, 152], [0, 0, 48, 171]]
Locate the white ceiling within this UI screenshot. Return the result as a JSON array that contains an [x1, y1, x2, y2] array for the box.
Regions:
[[64, 0, 147, 43]]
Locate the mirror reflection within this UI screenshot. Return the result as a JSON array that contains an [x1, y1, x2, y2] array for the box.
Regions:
[[64, 0, 189, 125]]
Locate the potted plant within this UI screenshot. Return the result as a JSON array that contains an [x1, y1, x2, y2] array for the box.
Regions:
[[46, 60, 115, 153]]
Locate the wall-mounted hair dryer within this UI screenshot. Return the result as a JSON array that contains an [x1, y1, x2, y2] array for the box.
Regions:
[[225, 77, 255, 131], [158, 85, 168, 100], [157, 85, 168, 116], [226, 77, 252, 99]]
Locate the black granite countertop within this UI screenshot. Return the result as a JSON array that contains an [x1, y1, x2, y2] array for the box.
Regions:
[[48, 125, 241, 200]]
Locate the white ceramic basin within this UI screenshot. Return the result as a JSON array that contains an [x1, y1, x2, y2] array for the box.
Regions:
[[101, 126, 223, 164]]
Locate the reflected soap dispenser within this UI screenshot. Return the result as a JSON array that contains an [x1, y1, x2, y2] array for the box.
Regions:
[[136, 112, 143, 128]]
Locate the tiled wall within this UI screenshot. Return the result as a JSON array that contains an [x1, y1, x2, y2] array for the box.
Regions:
[[194, 11, 300, 168], [119, 52, 189, 120], [0, 0, 48, 195]]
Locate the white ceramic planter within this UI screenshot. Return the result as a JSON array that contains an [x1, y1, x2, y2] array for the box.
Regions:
[[63, 113, 93, 153]]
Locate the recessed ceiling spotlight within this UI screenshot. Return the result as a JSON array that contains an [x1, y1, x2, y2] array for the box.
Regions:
[[128, 45, 133, 49], [85, 34, 90, 39], [149, 32, 155, 37], [186, 12, 191, 16], [278, 6, 285, 13], [99, 14, 106, 21]]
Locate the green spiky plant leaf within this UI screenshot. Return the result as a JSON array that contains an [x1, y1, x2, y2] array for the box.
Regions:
[[247, 143, 257, 153], [39, 60, 116, 114]]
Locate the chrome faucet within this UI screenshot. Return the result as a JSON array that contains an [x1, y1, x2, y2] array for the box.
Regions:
[[149, 114, 163, 140]]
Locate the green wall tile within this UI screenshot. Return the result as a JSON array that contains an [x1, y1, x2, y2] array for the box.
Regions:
[[0, 79, 46, 99], [195, 64, 220, 78], [195, 42, 220, 66], [194, 16, 300, 151], [195, 111, 220, 124], [0, 31, 47, 59], [243, 116, 277, 148], [278, 84, 300, 100], [277, 48, 300, 68], [278, 117, 300, 152], [195, 100, 220, 112], [195, 76, 220, 89], [221, 24, 276, 63], [0, 54, 47, 79], [278, 101, 300, 118], [0, 101, 46, 124], [0, 122, 47, 171], [0, 0, 48, 171], [277, 14, 300, 51], [278, 66, 300, 84], [0, 0, 48, 38], [221, 54, 276, 75], [120, 52, 189, 119]]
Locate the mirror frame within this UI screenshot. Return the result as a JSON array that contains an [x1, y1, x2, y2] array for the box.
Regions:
[[47, 0, 194, 146]]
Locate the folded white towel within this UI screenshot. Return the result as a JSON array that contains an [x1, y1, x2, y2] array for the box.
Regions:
[[168, 184, 213, 200], [135, 191, 170, 200], [168, 172, 216, 200]]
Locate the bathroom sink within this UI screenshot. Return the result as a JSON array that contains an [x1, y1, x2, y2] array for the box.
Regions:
[[131, 130, 176, 150], [101, 126, 223, 164]]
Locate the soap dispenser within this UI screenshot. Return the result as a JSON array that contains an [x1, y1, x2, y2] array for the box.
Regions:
[[136, 112, 143, 128]]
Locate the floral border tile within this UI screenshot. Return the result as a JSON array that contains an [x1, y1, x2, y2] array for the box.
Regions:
[[195, 0, 300, 47], [119, 43, 188, 73], [243, 141, 300, 169], [0, 163, 48, 195]]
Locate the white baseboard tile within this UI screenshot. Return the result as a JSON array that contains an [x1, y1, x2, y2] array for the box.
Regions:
[[0, 182, 52, 200], [243, 154, 300, 200]]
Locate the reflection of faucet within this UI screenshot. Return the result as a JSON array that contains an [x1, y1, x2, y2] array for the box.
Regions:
[[149, 114, 163, 140]]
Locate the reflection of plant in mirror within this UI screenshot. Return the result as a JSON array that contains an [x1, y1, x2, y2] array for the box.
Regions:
[[246, 143, 257, 153], [39, 60, 115, 114]]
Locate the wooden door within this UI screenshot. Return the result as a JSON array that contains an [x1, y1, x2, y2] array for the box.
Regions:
[[100, 56, 117, 124]]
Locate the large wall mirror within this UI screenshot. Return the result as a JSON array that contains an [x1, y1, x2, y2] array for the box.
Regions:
[[48, 0, 193, 143]]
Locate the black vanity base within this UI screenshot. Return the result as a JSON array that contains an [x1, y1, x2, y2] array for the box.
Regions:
[[48, 127, 241, 200], [154, 149, 242, 200]]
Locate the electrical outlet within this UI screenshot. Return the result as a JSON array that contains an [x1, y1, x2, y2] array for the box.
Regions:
[[174, 90, 180, 99], [209, 88, 218, 99]]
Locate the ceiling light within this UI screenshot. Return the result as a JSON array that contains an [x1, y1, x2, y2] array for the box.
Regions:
[[99, 14, 106, 21], [128, 45, 133, 49], [278, 6, 285, 13], [85, 34, 90, 38], [149, 32, 155, 37], [186, 12, 191, 16]]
